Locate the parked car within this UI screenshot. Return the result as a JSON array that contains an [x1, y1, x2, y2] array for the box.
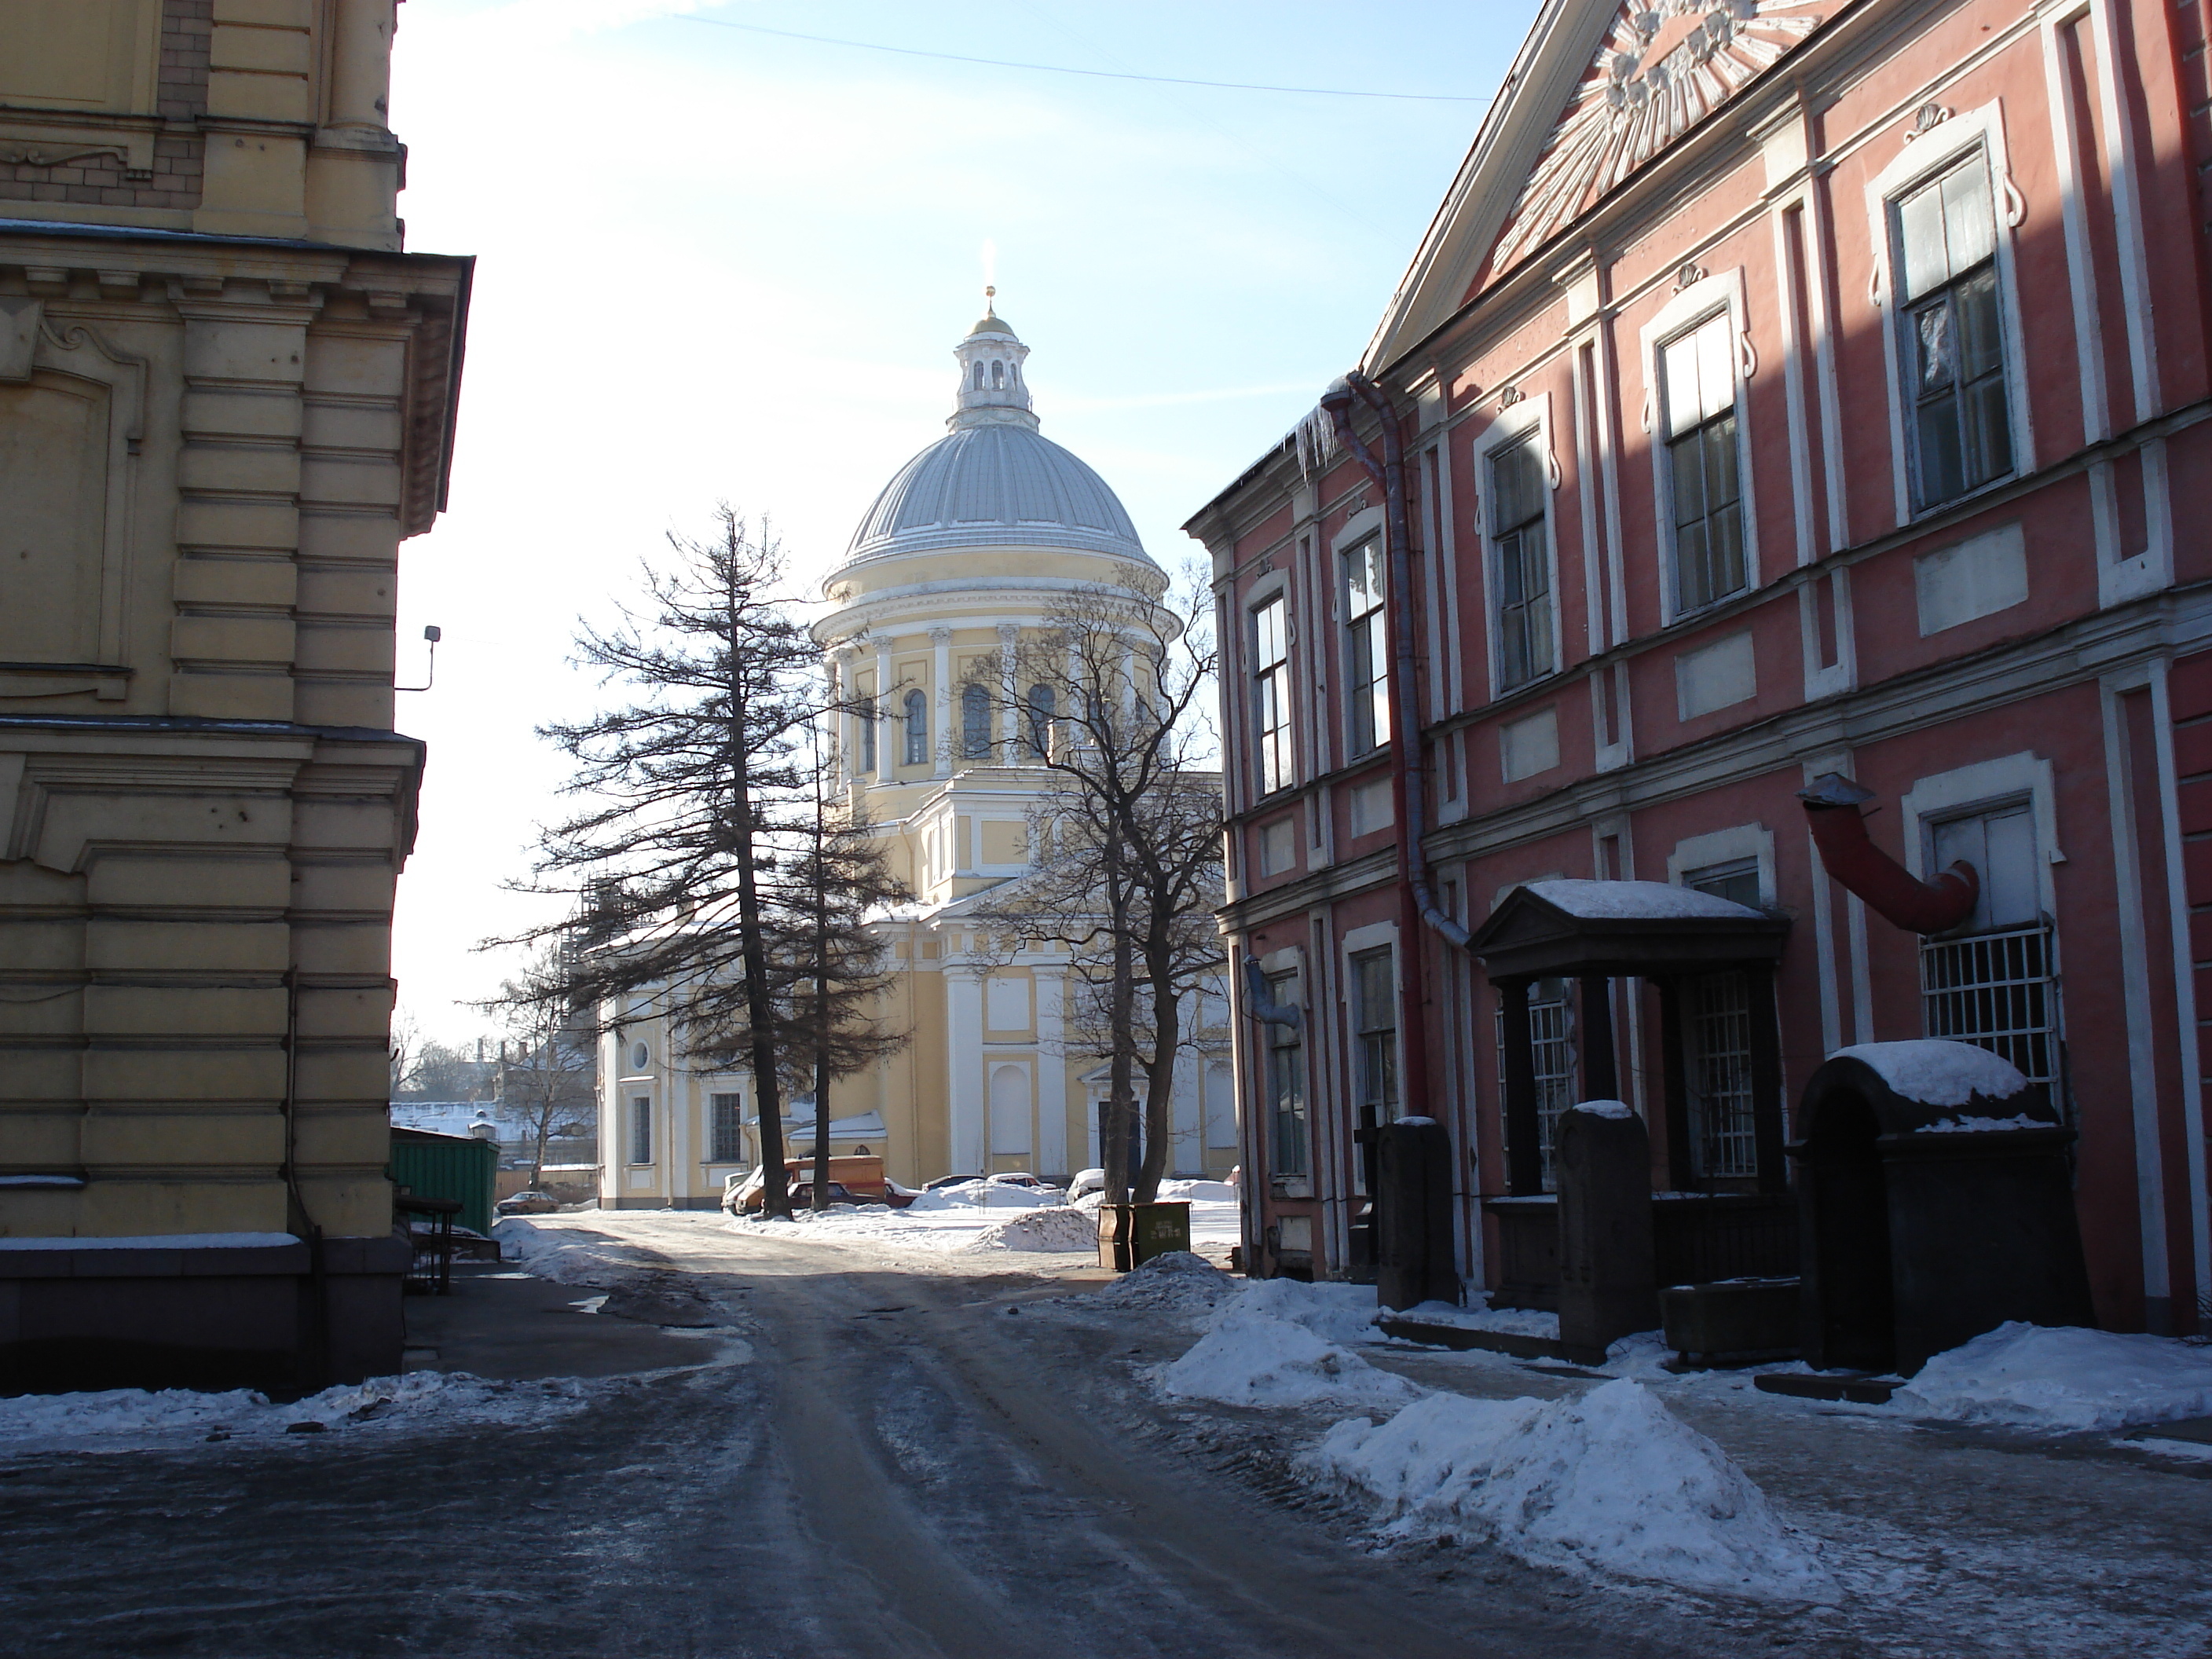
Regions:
[[986, 1172, 1057, 1190], [725, 1155, 907, 1215], [495, 1189, 560, 1217], [924, 1173, 986, 1191], [1068, 1168, 1106, 1200]]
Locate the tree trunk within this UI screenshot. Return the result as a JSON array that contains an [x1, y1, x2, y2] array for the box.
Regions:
[[1102, 821, 1135, 1208], [731, 650, 789, 1221], [1134, 938, 1178, 1205], [811, 778, 832, 1212]]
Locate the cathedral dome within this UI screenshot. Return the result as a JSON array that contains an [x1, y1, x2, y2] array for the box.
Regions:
[[840, 302, 1152, 568]]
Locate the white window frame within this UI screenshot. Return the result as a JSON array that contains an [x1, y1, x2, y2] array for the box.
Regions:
[[1666, 822, 1778, 907], [1865, 101, 2036, 527], [1331, 510, 1389, 760], [1339, 920, 1401, 1133], [1640, 269, 1760, 624], [1247, 570, 1293, 797], [1471, 394, 1562, 698]]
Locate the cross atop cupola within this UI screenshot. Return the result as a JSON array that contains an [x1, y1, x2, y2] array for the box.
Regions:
[[950, 287, 1038, 432]]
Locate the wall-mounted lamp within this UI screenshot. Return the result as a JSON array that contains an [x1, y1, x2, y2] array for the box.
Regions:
[[397, 624, 441, 693]]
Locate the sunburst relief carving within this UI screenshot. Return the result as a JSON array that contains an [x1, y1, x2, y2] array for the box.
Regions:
[[1492, 1, 1824, 271]]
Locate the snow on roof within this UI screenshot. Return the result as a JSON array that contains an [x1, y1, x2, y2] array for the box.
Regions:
[[1520, 879, 1764, 921], [1831, 1040, 2031, 1108], [1570, 1099, 1635, 1119]]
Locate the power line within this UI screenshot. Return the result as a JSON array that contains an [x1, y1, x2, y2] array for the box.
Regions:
[[676, 14, 1487, 103]]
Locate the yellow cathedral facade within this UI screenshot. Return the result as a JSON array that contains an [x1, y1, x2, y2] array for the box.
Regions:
[[598, 305, 1233, 1207]]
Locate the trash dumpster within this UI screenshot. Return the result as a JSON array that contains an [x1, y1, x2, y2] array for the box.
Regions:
[[389, 1126, 498, 1237], [1791, 1040, 2092, 1375], [1097, 1201, 1192, 1272]]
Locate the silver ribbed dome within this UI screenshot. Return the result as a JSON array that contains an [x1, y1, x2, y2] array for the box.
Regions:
[[845, 423, 1150, 563]]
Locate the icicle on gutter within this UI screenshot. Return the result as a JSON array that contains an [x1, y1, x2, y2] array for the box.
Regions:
[[1292, 403, 1339, 479]]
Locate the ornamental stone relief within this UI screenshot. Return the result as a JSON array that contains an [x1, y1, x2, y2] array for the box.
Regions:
[[1491, 0, 1823, 271]]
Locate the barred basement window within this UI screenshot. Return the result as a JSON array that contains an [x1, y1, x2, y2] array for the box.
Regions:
[[1683, 970, 1756, 1178], [1496, 978, 1576, 1188], [1920, 800, 2058, 1089], [710, 1093, 743, 1163]]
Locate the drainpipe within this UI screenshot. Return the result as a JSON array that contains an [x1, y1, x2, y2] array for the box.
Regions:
[[1798, 772, 1979, 934], [1320, 373, 1466, 1122], [1243, 957, 1302, 1027]]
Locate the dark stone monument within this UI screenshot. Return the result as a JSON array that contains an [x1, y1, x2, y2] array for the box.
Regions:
[[1555, 1102, 1658, 1364], [1374, 1118, 1459, 1312]]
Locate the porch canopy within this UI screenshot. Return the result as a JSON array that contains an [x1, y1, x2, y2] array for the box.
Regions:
[[1469, 881, 1790, 1196]]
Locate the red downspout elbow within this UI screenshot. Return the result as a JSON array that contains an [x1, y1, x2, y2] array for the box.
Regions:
[[1799, 773, 1978, 934]]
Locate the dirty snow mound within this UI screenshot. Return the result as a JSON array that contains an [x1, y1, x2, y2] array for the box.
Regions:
[[962, 1205, 1098, 1254], [1161, 1306, 1419, 1408], [1228, 1276, 1386, 1348], [1309, 1379, 1833, 1602], [1895, 1322, 2212, 1431], [0, 1370, 593, 1454], [1093, 1251, 1237, 1316], [495, 1217, 664, 1285]]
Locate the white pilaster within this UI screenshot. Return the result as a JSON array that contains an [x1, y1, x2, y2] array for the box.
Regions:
[[875, 640, 895, 783], [946, 963, 985, 1175], [1035, 966, 1068, 1178], [932, 628, 953, 778]]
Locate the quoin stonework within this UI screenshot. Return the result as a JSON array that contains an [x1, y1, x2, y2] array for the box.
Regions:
[[0, 2, 470, 1388], [1192, 0, 2212, 1334]]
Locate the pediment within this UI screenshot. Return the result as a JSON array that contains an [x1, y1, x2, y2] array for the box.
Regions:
[[1365, 0, 1824, 368]]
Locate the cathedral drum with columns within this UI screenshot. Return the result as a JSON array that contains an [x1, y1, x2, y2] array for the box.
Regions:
[[595, 303, 1235, 1207]]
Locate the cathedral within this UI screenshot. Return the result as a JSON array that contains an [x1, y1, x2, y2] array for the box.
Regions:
[[598, 303, 1232, 1207]]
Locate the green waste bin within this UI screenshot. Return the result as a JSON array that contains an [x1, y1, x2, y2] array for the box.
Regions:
[[1097, 1200, 1192, 1273]]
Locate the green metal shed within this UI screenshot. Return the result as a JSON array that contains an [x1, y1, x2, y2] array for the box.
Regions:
[[390, 1126, 499, 1237]]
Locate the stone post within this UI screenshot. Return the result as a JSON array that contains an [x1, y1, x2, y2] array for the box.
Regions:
[[1555, 1101, 1657, 1364]]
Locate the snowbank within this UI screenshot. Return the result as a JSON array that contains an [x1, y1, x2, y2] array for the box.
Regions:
[[1156, 1177, 1238, 1202], [906, 1181, 1057, 1213], [1228, 1276, 1388, 1348], [1829, 1039, 2029, 1107], [495, 1217, 668, 1285], [1383, 1296, 1562, 1342], [961, 1206, 1098, 1254], [1310, 1380, 1833, 1602], [1895, 1322, 2212, 1431], [0, 1370, 591, 1454], [1091, 1251, 1238, 1317], [1160, 1302, 1419, 1408]]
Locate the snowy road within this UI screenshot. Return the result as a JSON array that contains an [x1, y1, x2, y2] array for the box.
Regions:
[[2, 1214, 2207, 1658]]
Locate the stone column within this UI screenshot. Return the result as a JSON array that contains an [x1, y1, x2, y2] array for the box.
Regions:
[[931, 628, 953, 778], [998, 624, 1021, 760], [947, 961, 985, 1175], [1035, 967, 1068, 1178], [874, 639, 895, 782]]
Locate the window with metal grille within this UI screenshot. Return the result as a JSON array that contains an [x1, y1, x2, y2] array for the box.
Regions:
[[710, 1093, 743, 1163], [1265, 971, 1308, 1178], [1660, 313, 1746, 613], [1489, 432, 1553, 689], [1344, 541, 1388, 756], [1894, 153, 2013, 510], [1352, 947, 1397, 1127], [1495, 978, 1576, 1189], [1252, 595, 1292, 795], [1919, 801, 2059, 1088], [1683, 971, 1757, 1178], [630, 1095, 652, 1165]]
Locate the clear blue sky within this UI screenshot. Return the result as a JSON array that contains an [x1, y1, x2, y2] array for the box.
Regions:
[[388, 0, 1539, 1041]]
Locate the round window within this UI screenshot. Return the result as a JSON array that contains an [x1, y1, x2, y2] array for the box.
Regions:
[[631, 1042, 649, 1070]]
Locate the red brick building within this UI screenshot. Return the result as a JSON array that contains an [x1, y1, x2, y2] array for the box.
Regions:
[[1188, 0, 2212, 1334]]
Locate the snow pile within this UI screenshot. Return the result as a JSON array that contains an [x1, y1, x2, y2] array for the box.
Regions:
[[1091, 1251, 1238, 1317], [1831, 1039, 2029, 1107], [1386, 1296, 1562, 1341], [0, 1370, 592, 1454], [906, 1181, 1056, 1213], [1160, 1300, 1419, 1408], [1155, 1177, 1238, 1202], [1229, 1276, 1389, 1348], [495, 1218, 666, 1285], [1895, 1322, 2212, 1431], [1310, 1380, 1833, 1602], [1524, 879, 1762, 921], [961, 1205, 1098, 1254]]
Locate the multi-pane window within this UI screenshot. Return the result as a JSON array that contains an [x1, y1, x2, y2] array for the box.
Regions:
[[859, 698, 877, 774], [1252, 595, 1292, 795], [1661, 313, 1745, 613], [1683, 971, 1757, 1178], [1344, 541, 1388, 756], [1024, 683, 1054, 756], [1351, 947, 1397, 1129], [1921, 801, 2060, 1090], [629, 1096, 652, 1164], [1265, 972, 1308, 1178], [710, 1093, 743, 1163], [961, 682, 992, 759], [903, 689, 928, 765], [1895, 155, 2012, 510], [1489, 433, 1553, 688], [1496, 978, 1576, 1188], [1684, 857, 1762, 911]]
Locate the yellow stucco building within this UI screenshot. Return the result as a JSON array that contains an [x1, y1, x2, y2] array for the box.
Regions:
[[599, 306, 1233, 1208], [0, 2, 468, 1387]]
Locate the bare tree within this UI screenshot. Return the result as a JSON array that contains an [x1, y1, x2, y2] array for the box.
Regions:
[[490, 507, 825, 1220], [961, 566, 1225, 1206], [388, 1005, 419, 1102], [486, 946, 599, 1191], [396, 1037, 499, 1101]]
